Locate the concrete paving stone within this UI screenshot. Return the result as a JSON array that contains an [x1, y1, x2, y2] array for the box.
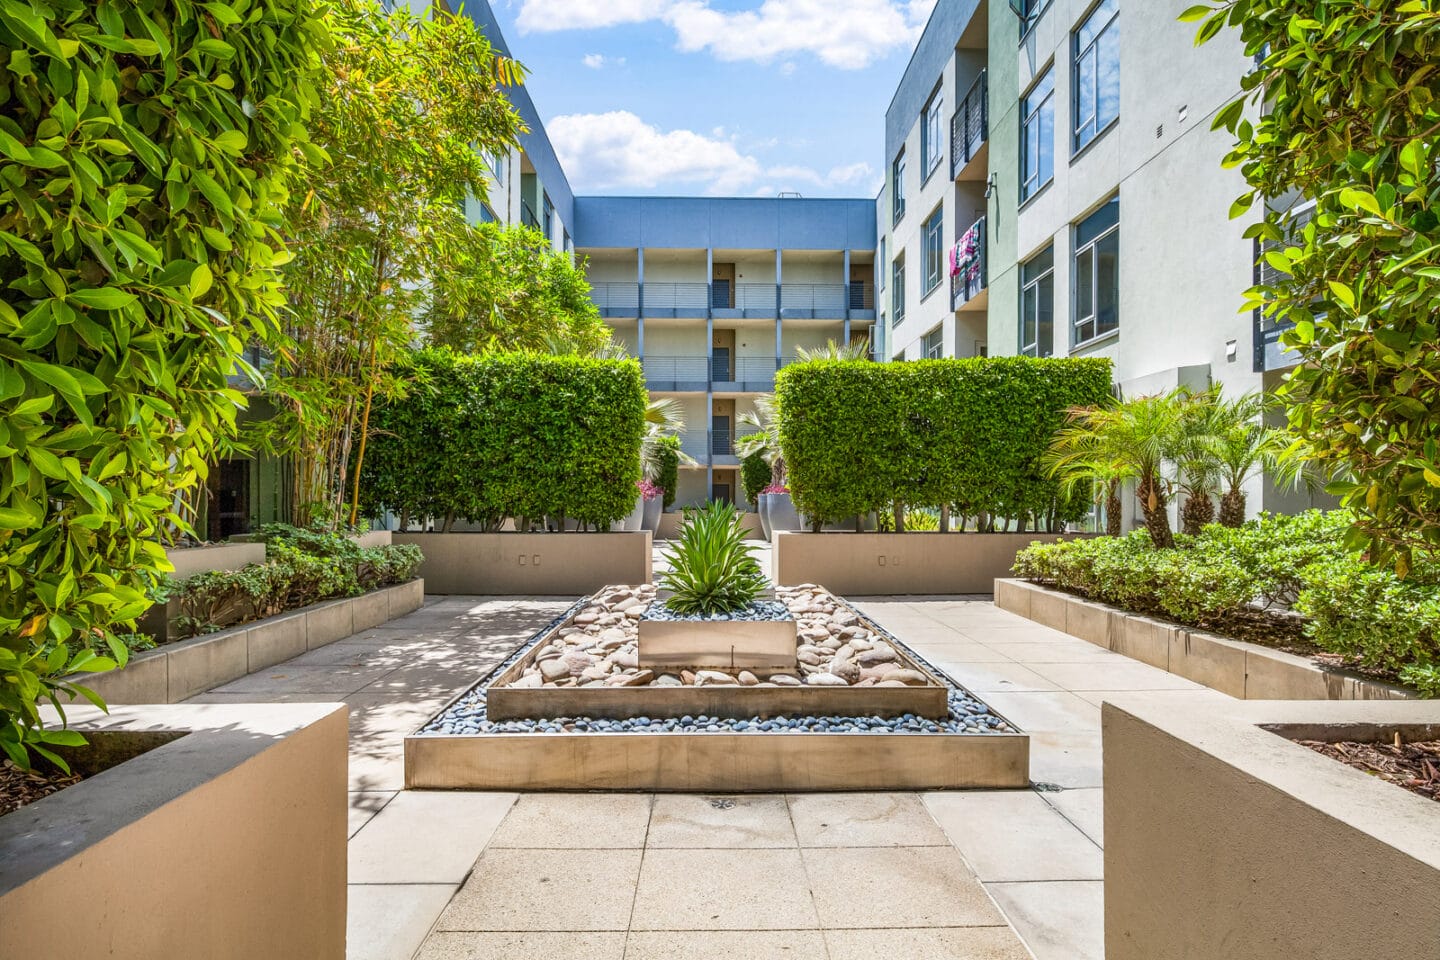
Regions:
[[980, 690, 1102, 735], [980, 640, 1119, 663], [923, 660, 1060, 693], [823, 927, 1032, 960], [347, 745, 406, 793], [625, 931, 828, 960], [646, 794, 796, 848], [1026, 731, 1105, 789], [630, 848, 820, 931], [803, 847, 1004, 928], [1072, 687, 1228, 710], [211, 662, 394, 695], [415, 932, 626, 960], [987, 880, 1104, 960], [788, 793, 949, 847], [435, 848, 642, 932], [924, 791, 1103, 882], [347, 883, 458, 960], [1023, 659, 1204, 692], [900, 640, 1012, 662], [355, 663, 488, 700], [286, 640, 413, 668], [348, 790, 397, 839], [349, 790, 517, 884], [489, 794, 653, 849], [1041, 787, 1104, 847]]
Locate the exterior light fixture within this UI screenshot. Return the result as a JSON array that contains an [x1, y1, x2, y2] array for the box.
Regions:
[[984, 174, 997, 199]]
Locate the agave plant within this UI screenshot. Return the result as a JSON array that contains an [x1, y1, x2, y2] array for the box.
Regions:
[[659, 501, 767, 615]]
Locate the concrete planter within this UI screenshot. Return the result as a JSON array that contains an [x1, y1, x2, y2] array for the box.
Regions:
[[164, 541, 266, 579], [1103, 697, 1440, 960], [0, 703, 347, 959], [637, 617, 800, 672], [621, 495, 645, 532], [77, 578, 425, 705], [641, 495, 663, 533], [994, 578, 1416, 701], [772, 532, 1077, 595], [767, 492, 800, 538], [351, 529, 393, 549], [393, 531, 652, 595]]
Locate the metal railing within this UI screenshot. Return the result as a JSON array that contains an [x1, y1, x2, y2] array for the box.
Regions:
[[731, 357, 778, 387], [848, 281, 875, 310], [780, 283, 848, 316], [644, 282, 708, 312], [951, 70, 988, 179], [642, 356, 708, 390], [521, 201, 539, 230], [590, 282, 639, 313], [679, 435, 710, 462], [711, 427, 733, 456], [951, 216, 988, 310]]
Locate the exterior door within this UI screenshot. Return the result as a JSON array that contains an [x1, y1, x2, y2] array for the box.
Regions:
[[712, 413, 732, 455]]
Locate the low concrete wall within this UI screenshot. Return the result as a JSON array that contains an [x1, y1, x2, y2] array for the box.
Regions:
[[995, 578, 1415, 701], [1104, 698, 1440, 960], [657, 512, 762, 540], [352, 529, 393, 549], [164, 541, 266, 579], [0, 702, 348, 959], [394, 532, 652, 594], [79, 579, 425, 704], [772, 532, 1076, 595]]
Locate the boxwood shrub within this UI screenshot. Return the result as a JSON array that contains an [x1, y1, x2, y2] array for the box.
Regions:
[[360, 349, 647, 529], [774, 357, 1113, 529]]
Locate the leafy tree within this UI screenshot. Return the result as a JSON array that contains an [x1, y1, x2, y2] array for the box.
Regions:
[[251, 0, 524, 529], [0, 0, 325, 766], [1188, 0, 1440, 574], [741, 453, 771, 508], [736, 394, 786, 488], [425, 222, 611, 356]]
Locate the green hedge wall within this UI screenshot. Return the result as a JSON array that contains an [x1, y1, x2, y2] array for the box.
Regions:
[[775, 357, 1113, 529], [360, 349, 646, 529]]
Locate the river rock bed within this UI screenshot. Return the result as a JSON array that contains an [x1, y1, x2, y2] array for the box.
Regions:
[[641, 599, 791, 622]]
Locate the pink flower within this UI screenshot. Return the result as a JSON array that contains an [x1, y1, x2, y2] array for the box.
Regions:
[[761, 484, 789, 495], [637, 479, 665, 501]]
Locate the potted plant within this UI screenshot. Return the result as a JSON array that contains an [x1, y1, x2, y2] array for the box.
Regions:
[[736, 396, 799, 540], [640, 399, 693, 534], [765, 484, 800, 537], [638, 478, 664, 533]]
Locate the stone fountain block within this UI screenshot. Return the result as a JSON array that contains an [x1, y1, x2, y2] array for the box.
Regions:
[[636, 617, 799, 672]]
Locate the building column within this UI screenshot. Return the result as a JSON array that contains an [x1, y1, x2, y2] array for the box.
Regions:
[[842, 248, 852, 345], [637, 247, 645, 358], [774, 249, 783, 374], [706, 248, 715, 501]]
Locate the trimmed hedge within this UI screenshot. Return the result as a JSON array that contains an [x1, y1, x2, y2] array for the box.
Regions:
[[360, 349, 647, 529], [741, 452, 770, 508], [775, 357, 1113, 529], [655, 435, 681, 511]]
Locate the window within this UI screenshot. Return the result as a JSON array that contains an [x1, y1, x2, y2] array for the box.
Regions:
[[1073, 197, 1119, 344], [1073, 0, 1119, 151], [1020, 245, 1055, 357], [922, 325, 944, 359], [879, 237, 887, 289], [1020, 68, 1055, 202], [891, 253, 906, 324], [921, 86, 945, 179], [1019, 0, 1051, 35], [563, 228, 572, 255], [542, 193, 554, 241], [922, 207, 945, 294], [489, 149, 505, 181], [892, 149, 907, 224]]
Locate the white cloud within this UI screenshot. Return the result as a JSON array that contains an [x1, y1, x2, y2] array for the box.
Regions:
[[548, 111, 763, 194], [517, 0, 670, 33], [826, 161, 873, 186], [582, 53, 626, 69], [516, 0, 937, 68]]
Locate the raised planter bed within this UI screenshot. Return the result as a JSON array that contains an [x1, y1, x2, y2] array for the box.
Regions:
[[772, 531, 1081, 595], [0, 702, 347, 959], [1103, 697, 1440, 960], [78, 578, 424, 705], [995, 578, 1416, 701], [164, 541, 267, 578], [637, 602, 799, 673], [392, 531, 651, 594]]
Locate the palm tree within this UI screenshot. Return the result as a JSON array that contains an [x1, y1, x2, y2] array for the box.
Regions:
[[792, 336, 872, 362], [1043, 428, 1135, 537], [641, 397, 694, 481], [735, 394, 784, 487], [1205, 392, 1291, 527], [1172, 389, 1223, 535]]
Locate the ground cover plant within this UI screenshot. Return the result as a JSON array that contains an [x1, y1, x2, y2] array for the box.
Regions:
[[775, 356, 1112, 531], [1014, 510, 1440, 695]]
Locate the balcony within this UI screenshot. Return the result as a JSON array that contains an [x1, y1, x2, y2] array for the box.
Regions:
[[951, 216, 987, 311], [590, 282, 639, 318], [643, 282, 708, 318], [521, 201, 539, 230], [713, 357, 778, 392], [951, 70, 988, 181], [712, 282, 778, 319], [1253, 316, 1297, 372], [642, 355, 708, 392]]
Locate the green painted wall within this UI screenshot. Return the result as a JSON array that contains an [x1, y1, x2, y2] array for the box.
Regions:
[[985, 10, 1021, 359]]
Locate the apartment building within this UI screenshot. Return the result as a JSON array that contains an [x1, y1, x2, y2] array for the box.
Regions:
[[575, 197, 876, 508]]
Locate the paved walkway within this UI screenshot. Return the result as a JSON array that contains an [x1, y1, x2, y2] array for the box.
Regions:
[[185, 547, 1232, 960]]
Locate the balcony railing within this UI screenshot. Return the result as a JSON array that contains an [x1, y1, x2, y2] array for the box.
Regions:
[[678, 434, 710, 463], [848, 281, 875, 311], [521, 201, 539, 230], [780, 283, 848, 317], [951, 216, 988, 310], [642, 356, 708, 391], [590, 282, 639, 315], [951, 69, 988, 179], [643, 282, 708, 315], [714, 357, 778, 390], [711, 427, 733, 456]]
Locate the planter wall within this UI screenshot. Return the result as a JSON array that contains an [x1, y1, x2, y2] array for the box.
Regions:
[[656, 512, 762, 540], [164, 541, 266, 578], [393, 532, 652, 594], [1103, 697, 1440, 960], [994, 578, 1416, 701], [772, 532, 1080, 595], [79, 578, 425, 705], [0, 702, 347, 959], [352, 529, 393, 548]]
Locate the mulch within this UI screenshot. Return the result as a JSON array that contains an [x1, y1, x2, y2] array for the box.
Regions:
[[1294, 738, 1440, 802], [0, 761, 83, 818]]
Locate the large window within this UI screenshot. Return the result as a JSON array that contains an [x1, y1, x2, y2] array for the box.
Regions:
[[1020, 67, 1055, 202], [1073, 197, 1119, 344], [891, 253, 906, 324], [1073, 0, 1119, 152], [1020, 246, 1055, 357], [922, 325, 944, 359], [922, 207, 945, 294], [543, 193, 554, 241], [921, 86, 945, 179], [1020, 0, 1051, 35], [892, 149, 907, 224]]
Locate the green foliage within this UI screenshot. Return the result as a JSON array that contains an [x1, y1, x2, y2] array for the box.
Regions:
[[1190, 0, 1440, 575], [171, 526, 421, 639], [775, 357, 1112, 531], [0, 0, 325, 768], [659, 502, 766, 615], [1015, 511, 1440, 694], [655, 436, 681, 511], [359, 349, 647, 529], [904, 508, 941, 532], [741, 453, 771, 508], [425, 222, 610, 356]]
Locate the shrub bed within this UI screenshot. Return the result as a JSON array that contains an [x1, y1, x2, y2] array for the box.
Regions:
[[1013, 511, 1440, 695], [162, 525, 422, 640], [359, 349, 647, 530], [775, 357, 1112, 530]]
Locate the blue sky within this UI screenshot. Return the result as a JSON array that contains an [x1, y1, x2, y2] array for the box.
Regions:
[[488, 0, 939, 198]]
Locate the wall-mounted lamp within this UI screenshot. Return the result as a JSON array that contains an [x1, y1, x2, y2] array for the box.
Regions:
[[983, 174, 997, 199]]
